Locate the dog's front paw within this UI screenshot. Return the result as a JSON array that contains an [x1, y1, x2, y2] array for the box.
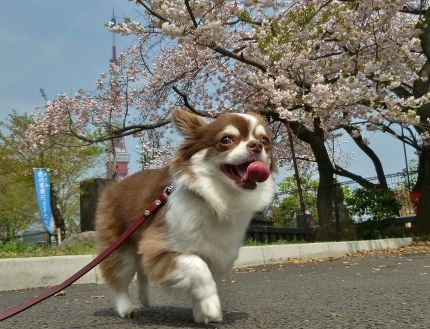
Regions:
[[192, 294, 223, 324], [116, 299, 141, 319]]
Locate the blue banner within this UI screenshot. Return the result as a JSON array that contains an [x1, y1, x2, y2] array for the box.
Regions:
[[33, 168, 55, 234]]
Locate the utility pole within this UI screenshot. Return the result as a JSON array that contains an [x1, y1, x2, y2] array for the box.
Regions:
[[286, 121, 306, 215]]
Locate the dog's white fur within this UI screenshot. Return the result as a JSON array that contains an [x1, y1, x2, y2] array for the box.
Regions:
[[96, 109, 276, 324]]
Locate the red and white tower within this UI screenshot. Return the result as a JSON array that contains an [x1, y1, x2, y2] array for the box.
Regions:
[[109, 9, 118, 65], [106, 10, 130, 181], [106, 137, 130, 181]]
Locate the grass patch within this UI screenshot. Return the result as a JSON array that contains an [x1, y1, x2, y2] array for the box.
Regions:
[[243, 238, 265, 246], [0, 240, 96, 259], [243, 238, 306, 246], [1, 237, 308, 258], [413, 234, 430, 242]]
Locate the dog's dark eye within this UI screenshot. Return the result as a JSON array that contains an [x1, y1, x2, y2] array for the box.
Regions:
[[260, 137, 270, 146], [220, 136, 233, 144]]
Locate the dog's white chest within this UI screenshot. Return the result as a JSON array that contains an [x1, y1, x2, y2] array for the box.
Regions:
[[165, 189, 253, 276]]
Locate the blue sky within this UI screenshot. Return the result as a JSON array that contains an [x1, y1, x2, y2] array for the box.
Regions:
[[0, 1, 137, 116], [0, 0, 417, 181]]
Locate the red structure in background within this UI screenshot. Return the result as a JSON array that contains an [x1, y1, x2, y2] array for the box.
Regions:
[[410, 191, 420, 212], [105, 10, 130, 181], [106, 137, 130, 181]]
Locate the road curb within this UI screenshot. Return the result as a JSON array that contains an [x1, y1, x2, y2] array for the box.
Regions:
[[0, 238, 412, 291], [234, 237, 412, 267]]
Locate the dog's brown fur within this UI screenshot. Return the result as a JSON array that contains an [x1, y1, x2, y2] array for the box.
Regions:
[[96, 167, 178, 289]]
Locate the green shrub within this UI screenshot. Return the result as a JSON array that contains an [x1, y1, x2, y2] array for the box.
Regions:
[[345, 188, 400, 239]]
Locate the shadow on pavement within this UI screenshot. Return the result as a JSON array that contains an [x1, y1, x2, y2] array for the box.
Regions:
[[94, 306, 248, 328]]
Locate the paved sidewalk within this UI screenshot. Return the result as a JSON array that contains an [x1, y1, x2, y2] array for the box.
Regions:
[[1, 248, 429, 329], [0, 238, 412, 291]]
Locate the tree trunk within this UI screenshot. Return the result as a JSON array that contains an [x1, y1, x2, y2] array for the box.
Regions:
[[311, 137, 335, 226], [50, 185, 66, 239], [414, 144, 430, 235], [412, 9, 430, 235], [274, 115, 355, 240], [310, 134, 339, 240], [289, 118, 339, 240]]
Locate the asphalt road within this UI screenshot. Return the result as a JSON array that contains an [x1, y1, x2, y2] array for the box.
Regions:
[[1, 251, 429, 329]]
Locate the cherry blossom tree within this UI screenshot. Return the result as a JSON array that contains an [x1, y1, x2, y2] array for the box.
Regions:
[[1, 112, 103, 235], [27, 0, 430, 237]]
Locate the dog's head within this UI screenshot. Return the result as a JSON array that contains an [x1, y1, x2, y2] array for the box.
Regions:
[[169, 109, 277, 191]]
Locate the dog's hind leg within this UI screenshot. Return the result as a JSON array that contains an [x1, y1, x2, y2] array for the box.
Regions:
[[100, 248, 140, 318], [137, 266, 151, 307]]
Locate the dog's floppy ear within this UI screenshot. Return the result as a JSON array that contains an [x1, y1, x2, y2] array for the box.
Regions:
[[171, 108, 205, 137]]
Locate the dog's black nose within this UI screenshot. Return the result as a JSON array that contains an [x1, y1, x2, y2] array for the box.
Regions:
[[247, 140, 263, 153]]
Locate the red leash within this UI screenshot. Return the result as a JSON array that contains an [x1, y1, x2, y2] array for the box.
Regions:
[[0, 185, 173, 322]]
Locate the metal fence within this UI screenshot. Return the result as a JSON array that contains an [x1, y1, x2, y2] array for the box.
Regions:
[[339, 170, 418, 218], [339, 170, 417, 191], [257, 170, 418, 229]]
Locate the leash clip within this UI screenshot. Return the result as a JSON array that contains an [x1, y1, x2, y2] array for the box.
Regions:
[[164, 184, 174, 194]]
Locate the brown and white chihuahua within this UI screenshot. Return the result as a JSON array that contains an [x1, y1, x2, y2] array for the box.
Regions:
[[96, 109, 276, 324]]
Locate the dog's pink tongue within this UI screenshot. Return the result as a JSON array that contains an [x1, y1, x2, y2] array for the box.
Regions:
[[244, 161, 270, 183]]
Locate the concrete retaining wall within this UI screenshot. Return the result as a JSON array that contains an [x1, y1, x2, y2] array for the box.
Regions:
[[0, 238, 412, 291], [233, 237, 412, 267]]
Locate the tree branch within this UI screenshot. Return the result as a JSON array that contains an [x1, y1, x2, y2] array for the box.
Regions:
[[67, 120, 171, 144], [375, 121, 419, 149], [184, 0, 198, 28], [309, 51, 343, 60], [342, 125, 388, 188], [399, 4, 426, 15], [206, 43, 267, 73], [135, 0, 170, 23], [333, 164, 381, 189], [171, 85, 215, 118], [260, 107, 315, 144]]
